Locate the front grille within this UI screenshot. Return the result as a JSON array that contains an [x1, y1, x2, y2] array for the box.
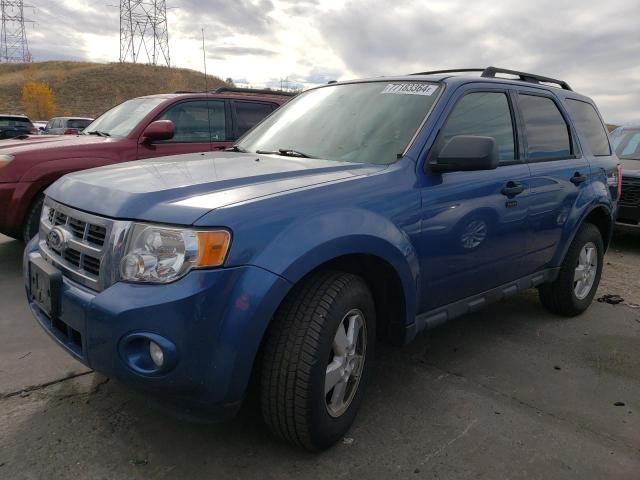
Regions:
[[620, 177, 640, 207], [38, 199, 124, 291]]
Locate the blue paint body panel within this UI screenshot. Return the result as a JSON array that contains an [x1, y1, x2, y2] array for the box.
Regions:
[[25, 73, 619, 416]]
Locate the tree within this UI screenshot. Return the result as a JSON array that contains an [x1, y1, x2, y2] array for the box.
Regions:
[[21, 81, 57, 119], [225, 77, 235, 87]]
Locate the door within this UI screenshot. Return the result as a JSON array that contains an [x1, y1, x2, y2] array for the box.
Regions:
[[137, 100, 228, 159], [231, 100, 277, 140], [515, 92, 590, 273], [418, 88, 531, 311]]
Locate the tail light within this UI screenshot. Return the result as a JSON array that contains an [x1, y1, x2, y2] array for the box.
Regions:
[[616, 164, 622, 201], [63, 128, 79, 135], [30, 127, 38, 135]]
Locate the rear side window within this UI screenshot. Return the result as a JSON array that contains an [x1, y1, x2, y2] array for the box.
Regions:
[[234, 101, 274, 138], [519, 94, 571, 161], [565, 100, 610, 156], [437, 92, 515, 162]]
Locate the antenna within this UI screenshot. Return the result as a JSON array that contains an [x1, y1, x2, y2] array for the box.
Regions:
[[1, 0, 33, 63], [202, 28, 207, 91], [119, 0, 171, 66]]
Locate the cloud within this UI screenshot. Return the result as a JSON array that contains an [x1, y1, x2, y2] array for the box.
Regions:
[[315, 0, 640, 122], [22, 0, 640, 123]]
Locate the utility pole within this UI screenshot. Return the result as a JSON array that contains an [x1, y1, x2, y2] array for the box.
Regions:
[[119, 0, 170, 66], [0, 0, 32, 63]]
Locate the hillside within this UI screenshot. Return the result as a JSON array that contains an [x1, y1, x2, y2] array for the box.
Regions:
[[0, 61, 228, 119]]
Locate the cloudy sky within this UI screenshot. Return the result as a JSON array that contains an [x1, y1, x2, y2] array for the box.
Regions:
[[27, 0, 639, 123]]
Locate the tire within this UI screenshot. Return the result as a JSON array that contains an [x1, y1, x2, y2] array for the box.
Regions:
[[23, 194, 44, 243], [260, 271, 376, 451], [538, 222, 604, 316]]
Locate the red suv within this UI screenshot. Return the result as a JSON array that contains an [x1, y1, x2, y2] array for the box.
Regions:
[[0, 88, 293, 241]]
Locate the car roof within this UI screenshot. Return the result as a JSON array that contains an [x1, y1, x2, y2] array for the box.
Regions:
[[0, 114, 30, 119], [137, 91, 292, 104], [319, 67, 594, 103], [51, 116, 94, 120]]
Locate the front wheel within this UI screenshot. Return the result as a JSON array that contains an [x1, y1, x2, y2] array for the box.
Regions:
[[260, 271, 375, 450], [23, 194, 44, 243], [539, 222, 604, 316]]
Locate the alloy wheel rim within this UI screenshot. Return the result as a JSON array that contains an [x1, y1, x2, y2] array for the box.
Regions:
[[324, 308, 367, 418], [574, 241, 597, 300], [461, 220, 487, 249]]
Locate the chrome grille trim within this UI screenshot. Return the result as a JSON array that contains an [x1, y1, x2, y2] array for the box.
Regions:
[[38, 198, 131, 292]]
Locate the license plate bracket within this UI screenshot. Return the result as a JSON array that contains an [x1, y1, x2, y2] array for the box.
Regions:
[[29, 257, 62, 318]]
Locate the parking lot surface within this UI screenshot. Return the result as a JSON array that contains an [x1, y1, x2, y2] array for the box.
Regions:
[[1, 232, 639, 479]]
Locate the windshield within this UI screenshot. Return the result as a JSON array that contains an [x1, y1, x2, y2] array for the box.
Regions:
[[68, 119, 92, 129], [613, 128, 640, 160], [84, 97, 166, 137], [0, 116, 32, 128], [237, 81, 441, 164]]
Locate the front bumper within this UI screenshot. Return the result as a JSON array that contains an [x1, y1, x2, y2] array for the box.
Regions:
[[24, 239, 292, 417], [616, 205, 640, 227]]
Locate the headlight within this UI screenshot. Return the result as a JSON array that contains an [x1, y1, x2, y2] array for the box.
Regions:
[[119, 224, 231, 284], [0, 154, 15, 168]]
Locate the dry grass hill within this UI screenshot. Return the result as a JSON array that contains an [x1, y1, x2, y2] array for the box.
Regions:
[[0, 61, 228, 119]]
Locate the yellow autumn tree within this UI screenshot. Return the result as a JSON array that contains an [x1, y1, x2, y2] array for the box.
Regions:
[[21, 81, 57, 119]]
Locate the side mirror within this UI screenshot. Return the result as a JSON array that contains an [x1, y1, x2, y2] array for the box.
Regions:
[[431, 135, 498, 173], [141, 120, 175, 142]]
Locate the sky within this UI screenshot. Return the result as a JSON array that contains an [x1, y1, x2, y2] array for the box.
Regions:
[[25, 0, 640, 123]]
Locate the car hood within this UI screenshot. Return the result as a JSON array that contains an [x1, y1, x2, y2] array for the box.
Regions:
[[621, 159, 640, 178], [47, 152, 386, 225], [0, 134, 125, 182]]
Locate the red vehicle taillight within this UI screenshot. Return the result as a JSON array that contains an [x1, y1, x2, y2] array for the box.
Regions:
[[63, 128, 79, 135], [30, 127, 38, 135], [616, 164, 622, 201]]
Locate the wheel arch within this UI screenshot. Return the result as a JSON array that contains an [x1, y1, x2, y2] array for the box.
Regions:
[[554, 203, 614, 266]]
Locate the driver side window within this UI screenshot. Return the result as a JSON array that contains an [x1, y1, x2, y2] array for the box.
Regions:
[[437, 92, 516, 163], [157, 100, 226, 143]]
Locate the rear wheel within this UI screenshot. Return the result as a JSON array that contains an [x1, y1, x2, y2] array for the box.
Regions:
[[23, 194, 44, 243], [260, 271, 375, 450], [539, 222, 604, 316]]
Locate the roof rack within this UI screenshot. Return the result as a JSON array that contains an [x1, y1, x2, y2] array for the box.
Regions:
[[212, 87, 297, 96], [481, 66, 572, 90], [409, 66, 572, 91], [409, 68, 485, 76]]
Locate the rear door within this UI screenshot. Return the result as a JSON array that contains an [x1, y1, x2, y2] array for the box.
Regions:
[[515, 90, 590, 273], [230, 100, 278, 141], [418, 86, 531, 311]]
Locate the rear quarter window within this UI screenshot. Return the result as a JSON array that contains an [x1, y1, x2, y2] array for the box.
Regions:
[[565, 99, 610, 156]]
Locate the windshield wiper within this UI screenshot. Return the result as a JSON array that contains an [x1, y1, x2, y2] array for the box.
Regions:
[[256, 148, 314, 158], [225, 145, 248, 153], [84, 130, 110, 137]]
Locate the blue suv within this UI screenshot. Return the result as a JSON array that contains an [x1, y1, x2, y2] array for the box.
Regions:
[[24, 67, 620, 450]]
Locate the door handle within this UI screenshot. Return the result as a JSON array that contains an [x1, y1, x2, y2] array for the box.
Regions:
[[570, 172, 587, 185], [501, 181, 525, 196]]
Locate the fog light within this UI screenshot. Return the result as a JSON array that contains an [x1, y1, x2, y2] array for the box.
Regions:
[[149, 341, 164, 367]]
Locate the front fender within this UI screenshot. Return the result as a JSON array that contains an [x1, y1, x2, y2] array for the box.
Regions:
[[21, 157, 119, 182], [248, 208, 420, 326]]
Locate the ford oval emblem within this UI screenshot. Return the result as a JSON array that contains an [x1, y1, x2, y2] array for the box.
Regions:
[[47, 227, 66, 250]]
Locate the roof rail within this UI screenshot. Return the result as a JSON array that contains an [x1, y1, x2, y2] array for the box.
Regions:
[[409, 68, 485, 76], [481, 66, 572, 91], [409, 66, 572, 91], [212, 87, 297, 96]]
